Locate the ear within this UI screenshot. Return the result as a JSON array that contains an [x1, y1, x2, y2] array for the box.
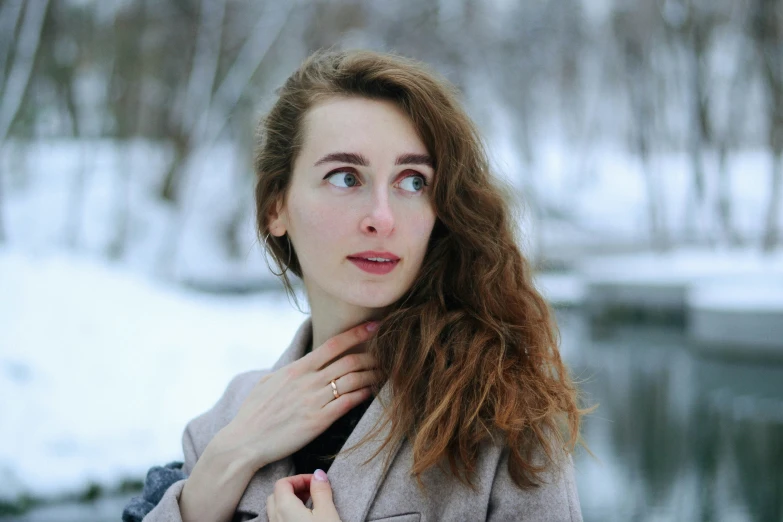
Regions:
[[267, 196, 288, 237]]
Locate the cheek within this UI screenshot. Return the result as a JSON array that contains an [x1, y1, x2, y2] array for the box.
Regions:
[[289, 199, 346, 244], [405, 207, 437, 253]]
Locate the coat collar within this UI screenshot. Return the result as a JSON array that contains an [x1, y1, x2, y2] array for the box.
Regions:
[[235, 317, 403, 522]]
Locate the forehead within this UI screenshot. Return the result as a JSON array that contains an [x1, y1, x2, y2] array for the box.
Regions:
[[298, 96, 428, 161]]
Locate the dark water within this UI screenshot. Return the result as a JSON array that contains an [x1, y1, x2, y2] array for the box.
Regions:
[[559, 310, 783, 522], [9, 311, 783, 521], [3, 496, 132, 522]]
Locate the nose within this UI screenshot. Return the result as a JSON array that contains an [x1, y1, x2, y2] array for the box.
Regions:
[[360, 188, 395, 236]]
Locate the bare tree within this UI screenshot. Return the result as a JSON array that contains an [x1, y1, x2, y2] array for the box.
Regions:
[[750, 0, 783, 252], [155, 0, 295, 277], [660, 0, 732, 246], [0, 0, 50, 142], [158, 0, 227, 203], [103, 0, 145, 260], [714, 5, 755, 247], [0, 0, 25, 85], [0, 0, 51, 243], [613, 2, 669, 250], [37, 2, 92, 250]]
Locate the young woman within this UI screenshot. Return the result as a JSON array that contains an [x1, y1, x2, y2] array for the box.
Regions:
[[123, 49, 586, 522]]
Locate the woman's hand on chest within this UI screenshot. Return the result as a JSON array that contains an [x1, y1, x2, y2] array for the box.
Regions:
[[217, 321, 382, 471], [266, 471, 342, 522]]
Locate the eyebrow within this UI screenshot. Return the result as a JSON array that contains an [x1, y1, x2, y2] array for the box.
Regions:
[[313, 151, 434, 168]]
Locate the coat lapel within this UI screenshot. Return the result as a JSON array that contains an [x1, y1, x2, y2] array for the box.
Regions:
[[325, 382, 404, 522], [233, 317, 404, 522]]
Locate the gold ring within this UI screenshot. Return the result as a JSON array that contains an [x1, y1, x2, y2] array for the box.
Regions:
[[330, 380, 340, 399]]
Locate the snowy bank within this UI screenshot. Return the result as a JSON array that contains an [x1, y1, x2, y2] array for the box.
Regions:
[[0, 249, 306, 501], [577, 249, 783, 317], [533, 272, 586, 308], [688, 277, 783, 356]]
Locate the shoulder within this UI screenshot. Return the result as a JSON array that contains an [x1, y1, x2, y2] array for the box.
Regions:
[[184, 369, 268, 459], [488, 444, 582, 522]]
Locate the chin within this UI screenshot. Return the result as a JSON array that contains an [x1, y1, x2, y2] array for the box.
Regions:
[[340, 283, 407, 309], [343, 293, 399, 310]]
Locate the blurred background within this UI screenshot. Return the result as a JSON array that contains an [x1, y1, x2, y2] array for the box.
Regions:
[[1, 0, 782, 520]]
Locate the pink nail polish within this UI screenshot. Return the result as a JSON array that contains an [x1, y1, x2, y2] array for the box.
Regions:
[[314, 469, 329, 482], [366, 321, 379, 332]]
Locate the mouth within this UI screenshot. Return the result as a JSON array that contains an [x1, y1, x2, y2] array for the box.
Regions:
[[347, 251, 401, 275]]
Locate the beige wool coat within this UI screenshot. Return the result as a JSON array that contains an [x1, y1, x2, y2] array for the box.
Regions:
[[144, 318, 583, 522]]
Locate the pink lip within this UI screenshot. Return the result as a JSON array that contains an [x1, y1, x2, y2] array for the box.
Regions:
[[348, 251, 400, 261], [348, 258, 400, 274], [347, 251, 401, 275]]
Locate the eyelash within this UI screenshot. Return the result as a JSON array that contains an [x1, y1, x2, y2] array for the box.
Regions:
[[323, 168, 429, 190]]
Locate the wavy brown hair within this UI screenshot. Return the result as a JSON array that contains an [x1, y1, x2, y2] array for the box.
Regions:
[[254, 49, 586, 489]]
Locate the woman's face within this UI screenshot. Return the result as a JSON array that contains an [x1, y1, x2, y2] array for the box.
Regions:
[[270, 96, 437, 310]]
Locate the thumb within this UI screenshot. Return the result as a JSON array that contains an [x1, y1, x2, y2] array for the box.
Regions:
[[310, 469, 339, 517]]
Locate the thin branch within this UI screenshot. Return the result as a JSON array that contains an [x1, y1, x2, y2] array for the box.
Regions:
[[192, 2, 295, 148], [180, 0, 227, 133], [0, 0, 25, 86], [0, 0, 51, 144]]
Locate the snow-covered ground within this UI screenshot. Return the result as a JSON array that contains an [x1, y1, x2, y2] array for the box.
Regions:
[[536, 248, 783, 312], [577, 249, 783, 285], [533, 272, 587, 307], [0, 248, 307, 500], [689, 277, 783, 311]]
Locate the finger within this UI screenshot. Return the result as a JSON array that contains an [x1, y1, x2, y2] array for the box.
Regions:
[[322, 386, 373, 419], [274, 476, 311, 513], [303, 322, 378, 371], [319, 370, 382, 408], [286, 473, 314, 504], [310, 469, 340, 518], [319, 353, 377, 388], [276, 474, 313, 494], [295, 488, 311, 504]]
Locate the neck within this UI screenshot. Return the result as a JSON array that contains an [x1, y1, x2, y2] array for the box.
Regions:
[[306, 289, 385, 355]]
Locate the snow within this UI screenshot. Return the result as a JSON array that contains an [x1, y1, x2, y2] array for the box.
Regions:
[[689, 277, 783, 312], [533, 272, 587, 306], [577, 248, 783, 285], [1, 139, 273, 285], [0, 248, 307, 500], [536, 250, 783, 312]]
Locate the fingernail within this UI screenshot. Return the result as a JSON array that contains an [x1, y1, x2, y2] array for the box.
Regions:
[[314, 469, 329, 482], [366, 321, 379, 332]]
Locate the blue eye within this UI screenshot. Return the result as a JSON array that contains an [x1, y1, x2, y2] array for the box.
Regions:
[[326, 171, 360, 188], [398, 175, 427, 193]]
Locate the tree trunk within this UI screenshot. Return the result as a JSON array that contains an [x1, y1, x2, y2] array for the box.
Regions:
[[751, 0, 783, 251], [0, 0, 25, 92], [715, 21, 755, 247], [684, 22, 712, 246], [715, 143, 740, 246], [0, 0, 51, 244], [106, 143, 132, 260], [762, 152, 782, 251], [0, 0, 50, 142], [0, 160, 6, 243], [63, 70, 85, 250], [155, 3, 294, 278]]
